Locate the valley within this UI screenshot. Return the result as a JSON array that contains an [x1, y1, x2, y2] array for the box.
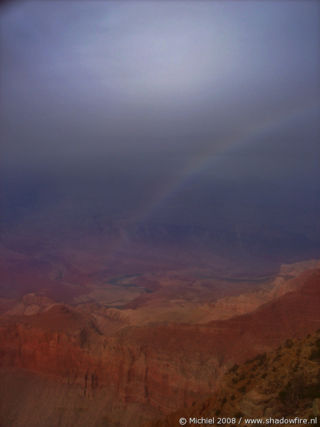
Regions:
[[0, 243, 319, 426]]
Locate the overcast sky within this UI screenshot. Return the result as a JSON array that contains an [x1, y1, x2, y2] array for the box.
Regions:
[[1, 1, 320, 232]]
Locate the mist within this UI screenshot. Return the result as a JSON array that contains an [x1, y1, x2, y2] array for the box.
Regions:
[[1, 1, 320, 259]]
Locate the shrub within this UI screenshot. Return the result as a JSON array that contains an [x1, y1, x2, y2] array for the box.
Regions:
[[309, 340, 320, 360], [253, 353, 267, 366], [285, 339, 294, 349], [278, 375, 305, 406], [229, 364, 239, 373]]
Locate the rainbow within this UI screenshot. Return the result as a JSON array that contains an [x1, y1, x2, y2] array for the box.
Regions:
[[132, 97, 320, 225]]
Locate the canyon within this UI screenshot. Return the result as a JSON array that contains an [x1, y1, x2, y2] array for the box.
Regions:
[[0, 249, 319, 426]]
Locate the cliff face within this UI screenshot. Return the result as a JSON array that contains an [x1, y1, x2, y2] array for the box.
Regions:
[[0, 307, 223, 423], [0, 270, 319, 426], [149, 330, 320, 426]]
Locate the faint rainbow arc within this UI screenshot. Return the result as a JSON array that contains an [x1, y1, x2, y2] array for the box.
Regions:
[[131, 98, 320, 225]]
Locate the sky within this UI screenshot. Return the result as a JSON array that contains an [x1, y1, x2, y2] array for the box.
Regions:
[[1, 1, 320, 242]]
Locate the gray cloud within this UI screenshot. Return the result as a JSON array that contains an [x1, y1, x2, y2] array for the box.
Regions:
[[1, 1, 319, 235]]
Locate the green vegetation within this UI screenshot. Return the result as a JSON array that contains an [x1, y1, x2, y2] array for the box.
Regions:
[[284, 339, 294, 349], [279, 372, 320, 406], [309, 339, 320, 361], [229, 364, 239, 373]]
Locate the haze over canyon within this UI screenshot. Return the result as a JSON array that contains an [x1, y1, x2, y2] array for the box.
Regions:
[[0, 1, 320, 426]]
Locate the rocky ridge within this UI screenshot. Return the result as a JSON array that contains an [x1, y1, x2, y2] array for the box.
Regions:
[[148, 330, 320, 426], [0, 268, 319, 425]]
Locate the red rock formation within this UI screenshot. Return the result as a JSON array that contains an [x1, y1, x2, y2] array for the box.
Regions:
[[0, 269, 319, 426]]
